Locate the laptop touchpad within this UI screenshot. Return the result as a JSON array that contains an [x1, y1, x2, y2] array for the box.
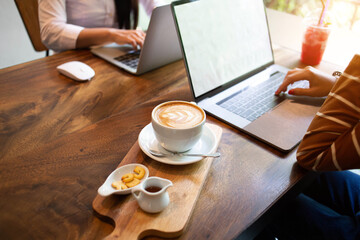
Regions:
[[243, 97, 324, 152]]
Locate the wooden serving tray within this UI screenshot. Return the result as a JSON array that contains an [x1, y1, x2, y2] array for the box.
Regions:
[[92, 123, 222, 239]]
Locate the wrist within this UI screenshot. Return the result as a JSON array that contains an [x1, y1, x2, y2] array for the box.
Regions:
[[106, 28, 116, 42]]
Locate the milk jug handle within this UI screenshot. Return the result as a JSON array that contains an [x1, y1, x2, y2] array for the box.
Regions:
[[131, 188, 142, 199]]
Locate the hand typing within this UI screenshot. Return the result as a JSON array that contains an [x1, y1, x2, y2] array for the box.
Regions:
[[275, 66, 336, 97], [110, 29, 146, 49]]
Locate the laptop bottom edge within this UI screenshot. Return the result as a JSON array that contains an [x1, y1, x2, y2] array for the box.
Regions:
[[200, 98, 322, 152]]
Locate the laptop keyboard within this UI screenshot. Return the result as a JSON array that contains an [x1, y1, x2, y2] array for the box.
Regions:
[[217, 71, 307, 122], [114, 50, 141, 69]]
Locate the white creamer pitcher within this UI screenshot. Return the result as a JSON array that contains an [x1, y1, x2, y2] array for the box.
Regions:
[[131, 176, 173, 213]]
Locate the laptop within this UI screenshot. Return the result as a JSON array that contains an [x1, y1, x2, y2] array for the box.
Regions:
[[91, 4, 182, 75], [171, 0, 324, 152]]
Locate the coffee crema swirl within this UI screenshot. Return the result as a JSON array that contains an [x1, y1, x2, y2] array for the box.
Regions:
[[155, 102, 204, 129]]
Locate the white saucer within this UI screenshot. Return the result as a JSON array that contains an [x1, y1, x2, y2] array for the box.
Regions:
[[138, 123, 217, 165]]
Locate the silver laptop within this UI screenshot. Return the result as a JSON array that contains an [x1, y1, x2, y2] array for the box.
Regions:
[[171, 0, 324, 152], [91, 4, 182, 75]]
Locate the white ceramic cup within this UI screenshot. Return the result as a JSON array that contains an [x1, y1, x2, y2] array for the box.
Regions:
[[151, 101, 206, 152]]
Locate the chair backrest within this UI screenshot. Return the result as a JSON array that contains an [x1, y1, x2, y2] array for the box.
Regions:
[[14, 0, 48, 53]]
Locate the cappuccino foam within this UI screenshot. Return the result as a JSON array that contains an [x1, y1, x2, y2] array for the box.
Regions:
[[155, 102, 204, 129]]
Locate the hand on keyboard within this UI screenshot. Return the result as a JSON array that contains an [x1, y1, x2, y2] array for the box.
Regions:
[[110, 29, 146, 49], [275, 66, 336, 97]]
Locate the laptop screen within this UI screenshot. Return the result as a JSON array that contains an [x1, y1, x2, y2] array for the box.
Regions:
[[173, 0, 274, 98]]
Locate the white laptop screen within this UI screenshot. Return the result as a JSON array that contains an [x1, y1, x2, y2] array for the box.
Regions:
[[173, 0, 274, 98]]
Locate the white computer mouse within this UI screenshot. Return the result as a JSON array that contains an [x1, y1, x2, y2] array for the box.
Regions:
[[57, 61, 95, 81]]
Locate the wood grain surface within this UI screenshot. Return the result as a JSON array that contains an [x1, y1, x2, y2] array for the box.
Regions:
[[92, 124, 222, 240], [0, 47, 343, 239], [0, 50, 187, 160]]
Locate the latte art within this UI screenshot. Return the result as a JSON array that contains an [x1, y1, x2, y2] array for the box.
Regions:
[[155, 102, 204, 128], [151, 101, 206, 152]]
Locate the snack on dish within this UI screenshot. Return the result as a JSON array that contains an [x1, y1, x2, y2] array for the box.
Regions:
[[121, 173, 134, 183], [125, 178, 140, 188], [111, 180, 128, 190], [133, 166, 146, 179], [98, 164, 149, 197], [111, 166, 146, 190]]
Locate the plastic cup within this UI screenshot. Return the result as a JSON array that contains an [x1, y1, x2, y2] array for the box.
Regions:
[[301, 24, 331, 65]]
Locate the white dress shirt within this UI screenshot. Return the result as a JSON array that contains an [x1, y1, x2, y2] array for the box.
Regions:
[[38, 0, 164, 51]]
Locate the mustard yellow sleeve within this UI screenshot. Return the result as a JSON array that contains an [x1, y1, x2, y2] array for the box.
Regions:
[[296, 54, 360, 171]]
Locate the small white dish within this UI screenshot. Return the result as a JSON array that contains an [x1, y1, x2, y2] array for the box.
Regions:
[[97, 163, 149, 197], [138, 123, 217, 165]]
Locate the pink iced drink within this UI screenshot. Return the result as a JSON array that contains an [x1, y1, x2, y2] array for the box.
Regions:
[[301, 24, 330, 65]]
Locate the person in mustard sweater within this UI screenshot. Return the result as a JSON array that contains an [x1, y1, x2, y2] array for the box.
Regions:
[[257, 55, 360, 239]]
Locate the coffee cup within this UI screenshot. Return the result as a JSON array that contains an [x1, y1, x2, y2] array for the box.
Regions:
[[151, 101, 206, 152]]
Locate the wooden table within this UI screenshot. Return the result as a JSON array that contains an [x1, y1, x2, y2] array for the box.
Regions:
[[0, 47, 345, 239]]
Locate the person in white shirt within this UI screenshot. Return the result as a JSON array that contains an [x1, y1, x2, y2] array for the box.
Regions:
[[38, 0, 164, 52]]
